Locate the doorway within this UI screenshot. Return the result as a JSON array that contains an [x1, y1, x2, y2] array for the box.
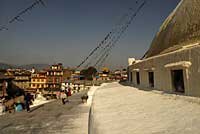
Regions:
[[136, 72, 140, 85], [148, 72, 154, 87], [171, 69, 185, 93]]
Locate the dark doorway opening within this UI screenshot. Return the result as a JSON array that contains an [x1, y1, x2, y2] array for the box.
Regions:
[[171, 69, 185, 93], [148, 72, 154, 87], [136, 72, 140, 85]]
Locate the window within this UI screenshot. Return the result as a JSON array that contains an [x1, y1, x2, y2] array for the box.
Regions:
[[48, 78, 53, 83], [55, 78, 60, 83], [32, 84, 35, 87]]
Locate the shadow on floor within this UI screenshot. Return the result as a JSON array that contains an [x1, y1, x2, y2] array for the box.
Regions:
[[119, 81, 194, 99], [118, 81, 133, 86]]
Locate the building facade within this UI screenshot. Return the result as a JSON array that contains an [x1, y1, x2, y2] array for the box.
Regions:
[[98, 67, 110, 81], [31, 71, 47, 91], [13, 71, 31, 90], [46, 63, 63, 91], [128, 45, 200, 96], [128, 0, 200, 97]]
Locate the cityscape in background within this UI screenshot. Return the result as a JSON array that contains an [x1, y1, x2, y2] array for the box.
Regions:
[[0, 63, 127, 100]]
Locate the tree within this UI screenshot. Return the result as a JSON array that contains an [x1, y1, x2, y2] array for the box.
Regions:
[[80, 66, 97, 80]]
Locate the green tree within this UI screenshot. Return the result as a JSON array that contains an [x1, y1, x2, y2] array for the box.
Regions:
[[80, 66, 97, 80]]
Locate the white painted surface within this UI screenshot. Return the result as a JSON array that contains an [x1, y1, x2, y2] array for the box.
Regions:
[[90, 82, 200, 134]]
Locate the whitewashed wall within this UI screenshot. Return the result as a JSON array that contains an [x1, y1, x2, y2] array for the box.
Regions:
[[129, 45, 200, 97]]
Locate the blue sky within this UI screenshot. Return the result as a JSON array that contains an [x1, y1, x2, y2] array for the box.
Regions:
[[0, 0, 180, 69]]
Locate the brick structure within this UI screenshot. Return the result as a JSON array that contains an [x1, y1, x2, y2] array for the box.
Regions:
[[46, 63, 63, 91]]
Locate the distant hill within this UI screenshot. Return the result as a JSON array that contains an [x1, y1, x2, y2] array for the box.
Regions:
[[18, 64, 50, 70], [0, 63, 49, 70], [0, 63, 17, 69]]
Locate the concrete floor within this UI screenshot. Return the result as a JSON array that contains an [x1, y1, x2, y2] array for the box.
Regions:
[[0, 90, 89, 134]]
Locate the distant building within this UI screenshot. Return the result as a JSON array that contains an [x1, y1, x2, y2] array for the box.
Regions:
[[71, 70, 82, 81], [31, 71, 47, 91], [112, 70, 121, 80], [63, 69, 73, 81], [112, 69, 127, 81], [46, 63, 63, 91], [61, 69, 74, 91], [98, 67, 110, 81], [13, 70, 31, 90], [128, 0, 200, 97], [121, 69, 128, 81]]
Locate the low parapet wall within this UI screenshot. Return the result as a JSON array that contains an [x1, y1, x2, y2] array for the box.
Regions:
[[88, 82, 117, 134]]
